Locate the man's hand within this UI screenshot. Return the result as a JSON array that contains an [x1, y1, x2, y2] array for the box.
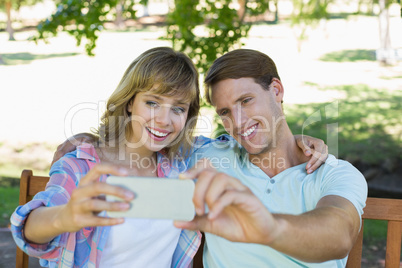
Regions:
[[294, 135, 328, 174], [51, 133, 98, 166], [175, 159, 360, 262], [174, 159, 279, 244]]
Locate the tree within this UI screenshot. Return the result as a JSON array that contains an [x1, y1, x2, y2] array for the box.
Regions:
[[0, 0, 43, 40], [166, 0, 269, 73], [35, 0, 139, 55], [34, 0, 270, 71], [377, 0, 395, 65], [290, 0, 332, 51]]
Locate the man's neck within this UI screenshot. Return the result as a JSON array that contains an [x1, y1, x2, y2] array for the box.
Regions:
[[248, 129, 310, 178]]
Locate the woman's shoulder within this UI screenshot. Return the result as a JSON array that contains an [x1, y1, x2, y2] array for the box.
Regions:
[[50, 143, 100, 173]]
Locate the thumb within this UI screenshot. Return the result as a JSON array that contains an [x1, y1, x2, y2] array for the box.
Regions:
[[174, 215, 210, 231]]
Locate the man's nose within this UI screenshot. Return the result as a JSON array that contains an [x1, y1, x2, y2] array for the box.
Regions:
[[231, 106, 248, 131]]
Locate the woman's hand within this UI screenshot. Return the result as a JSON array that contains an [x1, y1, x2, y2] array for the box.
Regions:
[[294, 135, 328, 174], [24, 164, 134, 244], [57, 164, 134, 233]]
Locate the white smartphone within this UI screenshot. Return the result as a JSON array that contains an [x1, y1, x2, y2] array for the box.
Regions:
[[106, 176, 195, 221]]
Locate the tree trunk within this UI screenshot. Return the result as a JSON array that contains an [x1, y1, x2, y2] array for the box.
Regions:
[[237, 0, 247, 23], [274, 0, 279, 23], [6, 0, 15, 41], [377, 0, 394, 65], [142, 2, 149, 17], [114, 2, 125, 29]]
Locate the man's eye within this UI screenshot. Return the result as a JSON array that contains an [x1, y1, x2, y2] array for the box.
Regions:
[[146, 101, 158, 107], [242, 98, 252, 104], [172, 107, 186, 114]]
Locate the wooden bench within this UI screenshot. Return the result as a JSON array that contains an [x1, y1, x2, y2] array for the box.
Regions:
[[16, 170, 402, 268]]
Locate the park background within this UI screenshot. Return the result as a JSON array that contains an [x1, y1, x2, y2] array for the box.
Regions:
[[0, 0, 401, 267]]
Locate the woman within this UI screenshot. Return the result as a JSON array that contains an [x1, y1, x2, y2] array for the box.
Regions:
[[11, 47, 201, 268]]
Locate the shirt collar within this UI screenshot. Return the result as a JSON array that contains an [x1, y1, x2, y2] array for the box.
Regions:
[[76, 143, 100, 162]]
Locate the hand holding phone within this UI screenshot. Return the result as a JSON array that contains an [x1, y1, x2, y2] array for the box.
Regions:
[[106, 176, 195, 221]]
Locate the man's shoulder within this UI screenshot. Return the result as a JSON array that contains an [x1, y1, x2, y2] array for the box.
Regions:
[[318, 154, 367, 188], [323, 155, 362, 174]]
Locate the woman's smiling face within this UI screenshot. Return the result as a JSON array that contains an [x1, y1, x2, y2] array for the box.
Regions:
[[126, 91, 190, 153]]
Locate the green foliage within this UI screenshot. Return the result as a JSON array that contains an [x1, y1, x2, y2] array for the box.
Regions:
[[167, 0, 269, 73], [290, 0, 332, 47], [33, 0, 268, 63], [286, 84, 402, 165], [34, 0, 139, 55], [291, 0, 331, 25]]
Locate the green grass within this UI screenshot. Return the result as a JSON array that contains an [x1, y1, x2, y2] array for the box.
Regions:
[[380, 75, 402, 80], [1, 52, 80, 65], [0, 186, 19, 227], [0, 164, 49, 179], [286, 84, 402, 165], [320, 49, 376, 62], [363, 219, 388, 242], [362, 219, 402, 262]]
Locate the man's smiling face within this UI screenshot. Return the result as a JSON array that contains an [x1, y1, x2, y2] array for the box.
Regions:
[[211, 77, 285, 156]]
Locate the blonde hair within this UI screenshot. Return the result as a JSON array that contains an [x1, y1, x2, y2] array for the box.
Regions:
[[96, 47, 200, 158]]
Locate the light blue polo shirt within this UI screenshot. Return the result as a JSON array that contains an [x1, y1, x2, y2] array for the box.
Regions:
[[188, 135, 368, 268]]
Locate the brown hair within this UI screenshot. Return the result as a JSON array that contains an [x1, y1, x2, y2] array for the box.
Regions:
[[204, 49, 280, 104], [96, 47, 200, 158]]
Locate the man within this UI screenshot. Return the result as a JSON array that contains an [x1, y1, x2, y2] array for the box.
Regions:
[[174, 49, 367, 267]]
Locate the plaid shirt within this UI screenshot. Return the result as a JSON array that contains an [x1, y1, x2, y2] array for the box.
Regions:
[[11, 143, 201, 268]]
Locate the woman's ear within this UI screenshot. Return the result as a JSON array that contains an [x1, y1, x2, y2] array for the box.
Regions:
[[127, 98, 134, 114]]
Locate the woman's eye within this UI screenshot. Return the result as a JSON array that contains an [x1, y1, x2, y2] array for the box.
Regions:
[[146, 101, 158, 107], [220, 110, 228, 116], [172, 106, 186, 114]]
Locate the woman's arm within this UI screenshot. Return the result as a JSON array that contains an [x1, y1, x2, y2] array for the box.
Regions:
[[23, 164, 133, 244]]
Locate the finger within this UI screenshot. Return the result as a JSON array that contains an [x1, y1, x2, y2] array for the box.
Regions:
[[80, 164, 128, 186], [80, 215, 126, 228], [73, 181, 134, 202], [81, 198, 131, 214], [296, 136, 313, 156], [205, 173, 248, 210], [306, 151, 328, 174], [192, 170, 217, 215], [207, 190, 239, 220], [179, 158, 215, 180]]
